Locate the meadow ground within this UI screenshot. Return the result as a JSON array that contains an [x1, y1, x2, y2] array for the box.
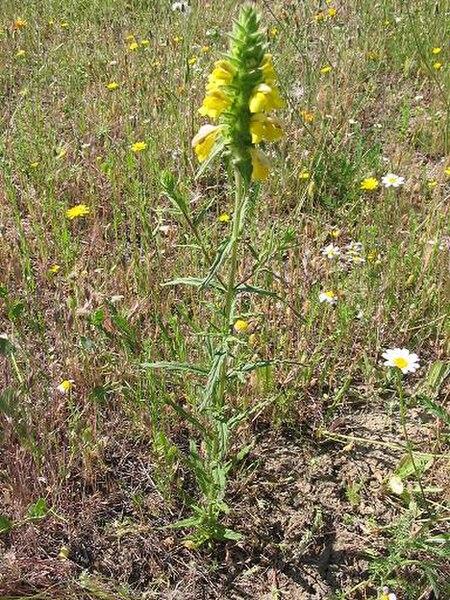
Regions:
[[0, 0, 449, 598]]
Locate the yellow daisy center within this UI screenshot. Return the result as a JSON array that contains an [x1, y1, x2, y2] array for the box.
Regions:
[[393, 357, 408, 369]]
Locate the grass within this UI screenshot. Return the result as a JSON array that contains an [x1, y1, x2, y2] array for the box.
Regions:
[[0, 0, 449, 598]]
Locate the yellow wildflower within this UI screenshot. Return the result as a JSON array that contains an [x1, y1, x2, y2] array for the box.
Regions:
[[66, 204, 90, 219], [315, 12, 325, 22], [173, 35, 183, 43], [218, 213, 230, 223], [201, 45, 211, 53], [49, 264, 60, 274], [433, 62, 443, 70], [199, 88, 232, 119], [234, 319, 249, 333], [261, 53, 277, 84], [360, 177, 379, 191], [60, 22, 69, 29], [250, 113, 284, 144], [16, 49, 26, 58], [250, 148, 270, 181], [13, 18, 27, 30], [427, 180, 437, 188], [140, 39, 150, 46], [320, 65, 332, 74], [444, 167, 450, 176], [432, 47, 441, 54], [192, 124, 222, 162], [207, 60, 236, 88], [129, 41, 139, 51], [131, 141, 147, 152], [249, 83, 285, 113], [188, 56, 198, 65], [30, 161, 39, 169], [125, 34, 135, 42], [106, 81, 119, 90], [269, 27, 278, 38], [299, 172, 310, 180], [327, 8, 337, 18], [300, 110, 314, 123]]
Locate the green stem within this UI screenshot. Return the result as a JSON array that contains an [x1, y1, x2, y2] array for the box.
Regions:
[[396, 371, 429, 510]]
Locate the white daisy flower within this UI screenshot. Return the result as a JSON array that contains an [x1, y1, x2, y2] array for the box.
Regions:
[[381, 173, 405, 188], [321, 243, 340, 259], [319, 291, 337, 304], [381, 348, 420, 374]]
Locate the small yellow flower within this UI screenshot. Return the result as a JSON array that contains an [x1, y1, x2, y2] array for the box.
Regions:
[[16, 49, 26, 58], [299, 172, 310, 180], [173, 35, 183, 43], [250, 148, 270, 181], [234, 319, 249, 333], [188, 56, 198, 65], [125, 34, 135, 42], [300, 110, 314, 123], [13, 18, 27, 30], [140, 39, 150, 47], [315, 12, 325, 22], [131, 141, 147, 152], [218, 213, 230, 223], [367, 51, 379, 61], [444, 167, 450, 176], [57, 379, 74, 394], [192, 124, 222, 162], [327, 8, 337, 17], [106, 81, 119, 90], [48, 19, 55, 26], [129, 41, 139, 51], [432, 47, 442, 54], [320, 65, 332, 74], [56, 147, 67, 159], [30, 161, 39, 169], [208, 60, 236, 88], [433, 62, 443, 70], [49, 264, 60, 274], [66, 204, 90, 219], [427, 180, 437, 189], [269, 27, 278, 38], [60, 22, 69, 29], [330, 228, 340, 238], [360, 177, 379, 191], [201, 45, 211, 53]]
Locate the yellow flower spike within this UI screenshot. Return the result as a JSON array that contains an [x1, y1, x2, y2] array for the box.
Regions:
[[249, 83, 285, 113], [250, 148, 271, 181], [250, 113, 284, 144], [199, 88, 232, 119], [192, 124, 222, 162]]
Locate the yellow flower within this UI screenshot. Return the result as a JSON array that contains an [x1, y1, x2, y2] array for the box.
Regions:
[[61, 22, 69, 29], [315, 12, 325, 22], [444, 167, 450, 176], [250, 113, 284, 144], [218, 213, 230, 223], [249, 83, 284, 113], [299, 172, 310, 180], [207, 60, 236, 88], [173, 35, 183, 43], [140, 39, 150, 46], [300, 110, 314, 123], [331, 228, 340, 238], [327, 8, 337, 18], [106, 81, 119, 90], [131, 141, 147, 152], [57, 380, 74, 394], [432, 47, 442, 54], [199, 88, 232, 119], [125, 34, 135, 42], [16, 49, 26, 58], [433, 62, 443, 70], [201, 45, 211, 53], [13, 18, 27, 30], [360, 177, 379, 190], [30, 161, 39, 169], [129, 41, 139, 51], [234, 319, 249, 333], [49, 264, 60, 274], [66, 204, 90, 219], [320, 65, 332, 74], [427, 180, 437, 189], [261, 53, 277, 84], [192, 124, 222, 162], [269, 27, 278, 38], [250, 148, 270, 181], [188, 56, 198, 65]]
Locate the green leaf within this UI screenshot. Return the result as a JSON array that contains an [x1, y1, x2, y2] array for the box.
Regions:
[[0, 515, 12, 534], [227, 359, 277, 379], [201, 237, 232, 289], [0, 335, 16, 355], [235, 283, 278, 297], [162, 277, 225, 292], [27, 498, 48, 520], [0, 389, 16, 418], [199, 348, 227, 410], [395, 453, 433, 480], [142, 361, 208, 375], [160, 171, 189, 215], [416, 394, 450, 426], [425, 360, 450, 396], [222, 528, 243, 541]]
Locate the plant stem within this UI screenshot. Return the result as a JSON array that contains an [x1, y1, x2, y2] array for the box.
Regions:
[[396, 371, 429, 510]]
